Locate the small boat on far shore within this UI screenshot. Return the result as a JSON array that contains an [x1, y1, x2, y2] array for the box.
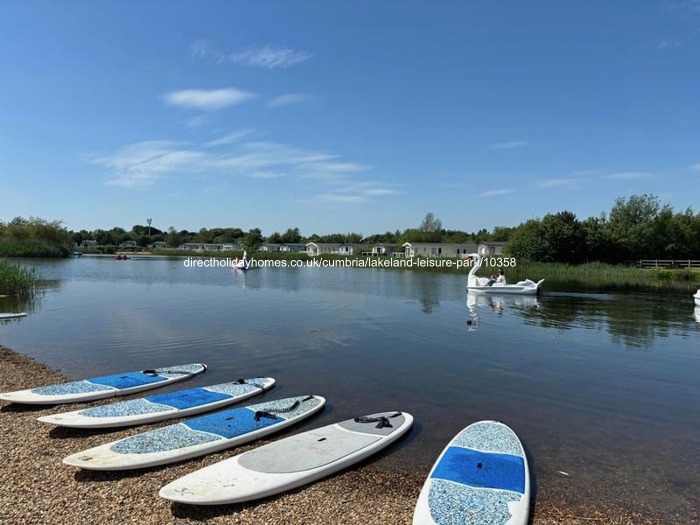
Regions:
[[115, 253, 130, 260]]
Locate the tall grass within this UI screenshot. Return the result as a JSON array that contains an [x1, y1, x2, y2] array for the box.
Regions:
[[0, 260, 38, 297], [501, 260, 699, 288]]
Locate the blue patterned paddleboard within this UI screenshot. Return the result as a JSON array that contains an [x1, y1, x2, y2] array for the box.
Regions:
[[63, 395, 325, 470], [38, 377, 275, 428], [0, 363, 206, 405], [413, 421, 530, 525]]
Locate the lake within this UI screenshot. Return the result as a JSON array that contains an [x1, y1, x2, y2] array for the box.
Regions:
[[1, 256, 698, 520]]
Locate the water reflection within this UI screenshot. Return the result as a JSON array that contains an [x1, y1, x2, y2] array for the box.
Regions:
[[469, 291, 700, 349], [465, 293, 540, 331]]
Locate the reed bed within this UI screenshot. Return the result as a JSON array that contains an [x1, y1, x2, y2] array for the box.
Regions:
[[0, 259, 38, 297]]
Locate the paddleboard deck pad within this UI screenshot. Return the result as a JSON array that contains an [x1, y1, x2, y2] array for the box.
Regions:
[[413, 420, 530, 525], [38, 377, 274, 428], [160, 410, 414, 505], [63, 395, 325, 470], [0, 363, 206, 405]]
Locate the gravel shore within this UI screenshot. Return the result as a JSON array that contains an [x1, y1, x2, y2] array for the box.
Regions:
[[0, 345, 663, 525]]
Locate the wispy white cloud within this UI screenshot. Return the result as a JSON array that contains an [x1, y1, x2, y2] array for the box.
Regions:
[[191, 40, 312, 69], [267, 93, 310, 108], [88, 134, 391, 200], [657, 39, 682, 49], [163, 88, 257, 111], [490, 140, 528, 150], [183, 114, 209, 128], [476, 189, 514, 197], [605, 172, 654, 180], [316, 183, 400, 203], [317, 194, 366, 203], [203, 129, 254, 148], [88, 141, 207, 188], [534, 178, 580, 189], [690, 163, 700, 170], [669, 0, 700, 14]]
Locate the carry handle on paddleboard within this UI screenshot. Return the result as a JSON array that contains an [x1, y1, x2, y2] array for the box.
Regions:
[[354, 411, 402, 429]]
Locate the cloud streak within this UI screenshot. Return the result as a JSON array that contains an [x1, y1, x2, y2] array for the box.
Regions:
[[191, 40, 312, 69], [534, 178, 580, 188], [267, 93, 309, 108], [476, 189, 514, 197], [490, 140, 528, 150], [89, 134, 394, 202], [164, 88, 257, 111], [604, 172, 654, 180]]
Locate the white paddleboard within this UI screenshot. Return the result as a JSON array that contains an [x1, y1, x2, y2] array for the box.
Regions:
[[0, 363, 206, 405], [38, 377, 274, 428], [0, 312, 27, 320], [413, 420, 530, 525], [63, 395, 325, 470], [160, 410, 413, 505]]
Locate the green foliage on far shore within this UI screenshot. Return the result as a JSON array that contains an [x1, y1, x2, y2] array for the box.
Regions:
[[0, 217, 72, 258], [0, 260, 38, 296], [0, 241, 69, 258]]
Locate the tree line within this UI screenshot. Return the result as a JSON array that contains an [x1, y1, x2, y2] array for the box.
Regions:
[[3, 194, 699, 261]]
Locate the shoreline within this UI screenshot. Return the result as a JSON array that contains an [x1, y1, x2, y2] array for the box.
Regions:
[[0, 345, 664, 525]]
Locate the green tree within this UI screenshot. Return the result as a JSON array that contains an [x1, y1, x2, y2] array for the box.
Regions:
[[267, 232, 283, 243], [419, 212, 442, 233], [166, 227, 181, 248], [281, 227, 302, 244], [242, 228, 264, 251], [504, 219, 550, 261], [540, 211, 585, 263], [607, 194, 670, 260]]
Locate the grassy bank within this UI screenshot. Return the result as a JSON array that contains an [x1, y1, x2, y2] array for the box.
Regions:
[[0, 259, 38, 296], [491, 260, 700, 289]]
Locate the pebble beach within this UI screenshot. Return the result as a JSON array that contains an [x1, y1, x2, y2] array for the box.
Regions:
[[0, 345, 667, 525]]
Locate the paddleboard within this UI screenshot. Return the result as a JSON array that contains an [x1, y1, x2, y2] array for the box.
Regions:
[[413, 420, 530, 525], [0, 363, 206, 405], [38, 377, 274, 428], [63, 395, 325, 470], [160, 410, 413, 505], [0, 312, 27, 320]]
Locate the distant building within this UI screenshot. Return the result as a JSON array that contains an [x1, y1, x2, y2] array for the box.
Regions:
[[306, 243, 338, 256], [80, 240, 98, 248], [280, 243, 307, 253], [119, 240, 138, 248], [147, 241, 167, 249], [259, 244, 281, 252], [178, 243, 241, 252], [402, 242, 478, 258], [305, 243, 360, 256], [360, 243, 397, 256], [477, 241, 506, 256]]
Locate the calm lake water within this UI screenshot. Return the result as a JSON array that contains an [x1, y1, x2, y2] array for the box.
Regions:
[[1, 256, 699, 520]]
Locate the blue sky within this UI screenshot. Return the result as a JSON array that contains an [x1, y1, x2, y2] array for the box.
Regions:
[[2, 1, 699, 236]]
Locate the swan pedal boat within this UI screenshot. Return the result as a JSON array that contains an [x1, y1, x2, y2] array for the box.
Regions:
[[694, 290, 700, 307], [465, 253, 544, 295], [232, 251, 250, 271]]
